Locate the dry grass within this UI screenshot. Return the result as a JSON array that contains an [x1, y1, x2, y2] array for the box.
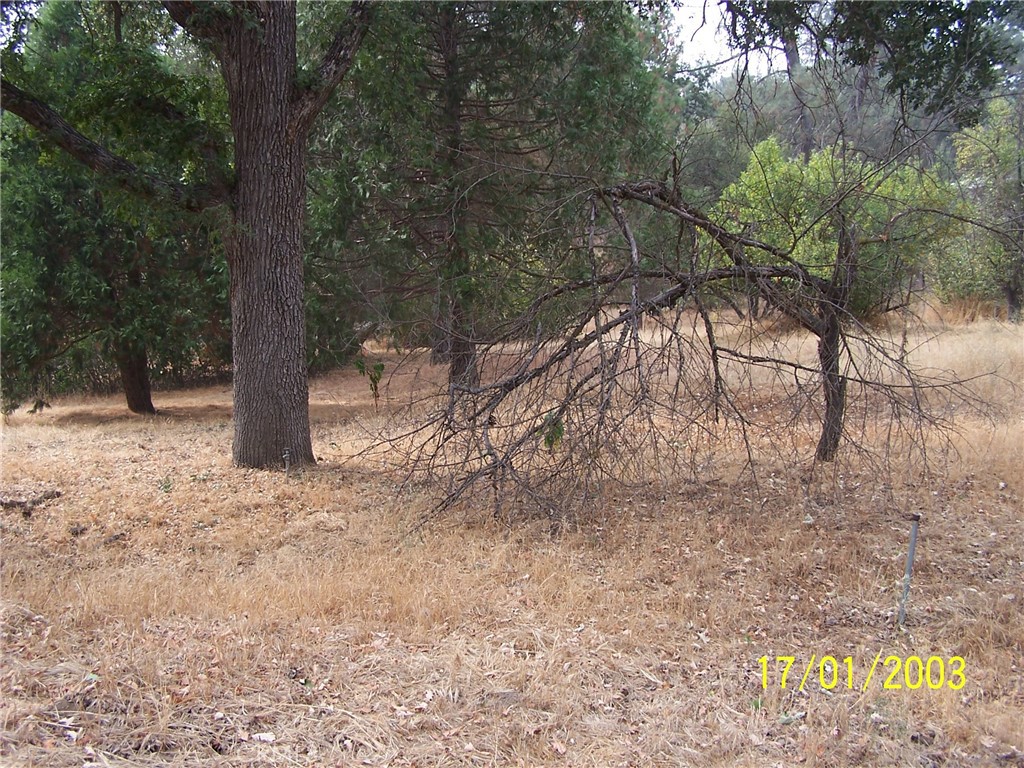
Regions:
[[2, 320, 1022, 767]]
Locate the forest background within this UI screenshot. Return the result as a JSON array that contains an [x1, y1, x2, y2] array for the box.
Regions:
[[3, 0, 1021, 436]]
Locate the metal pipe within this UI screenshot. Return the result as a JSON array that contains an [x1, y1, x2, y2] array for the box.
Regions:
[[897, 513, 921, 628]]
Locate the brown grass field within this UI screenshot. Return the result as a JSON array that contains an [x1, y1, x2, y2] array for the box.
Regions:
[[2, 318, 1022, 767]]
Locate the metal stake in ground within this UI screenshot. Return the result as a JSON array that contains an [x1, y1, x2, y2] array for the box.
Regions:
[[897, 513, 922, 628]]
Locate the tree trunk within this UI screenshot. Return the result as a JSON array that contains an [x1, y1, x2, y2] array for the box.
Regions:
[[815, 306, 846, 461], [749, 289, 761, 319], [438, 4, 479, 389], [783, 30, 814, 163], [1005, 251, 1023, 323], [815, 217, 857, 462], [1, 2, 371, 468], [114, 342, 156, 415], [431, 277, 478, 387], [430, 309, 451, 364], [852, 55, 875, 126], [1007, 287, 1022, 323], [220, 5, 314, 468], [448, 288, 479, 388]]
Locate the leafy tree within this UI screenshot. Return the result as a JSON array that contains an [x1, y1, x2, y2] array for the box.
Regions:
[[307, 2, 678, 387], [1, 128, 230, 414], [1, 1, 230, 414], [708, 138, 958, 459], [725, 0, 1021, 126], [946, 97, 1024, 320], [718, 138, 956, 319], [2, 0, 372, 467]]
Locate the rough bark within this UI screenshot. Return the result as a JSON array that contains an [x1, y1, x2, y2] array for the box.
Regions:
[[217, 3, 314, 468], [114, 343, 156, 415], [289, 1, 375, 141], [447, 280, 479, 388], [166, 0, 370, 468]]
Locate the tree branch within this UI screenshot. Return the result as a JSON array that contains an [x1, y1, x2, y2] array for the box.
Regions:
[[1, 79, 226, 212], [602, 180, 828, 332], [288, 0, 374, 141], [161, 1, 234, 41]]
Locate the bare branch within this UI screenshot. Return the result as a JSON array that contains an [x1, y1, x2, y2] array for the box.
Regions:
[[379, 173, 1003, 527], [603, 180, 827, 332]]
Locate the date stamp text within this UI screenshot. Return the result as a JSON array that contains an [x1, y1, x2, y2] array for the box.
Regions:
[[758, 654, 966, 692]]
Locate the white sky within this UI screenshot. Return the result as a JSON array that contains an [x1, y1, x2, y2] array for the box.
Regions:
[[673, 1, 727, 63], [672, 1, 782, 77]]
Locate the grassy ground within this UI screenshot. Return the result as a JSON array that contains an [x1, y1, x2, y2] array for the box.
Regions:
[[2, 319, 1022, 767]]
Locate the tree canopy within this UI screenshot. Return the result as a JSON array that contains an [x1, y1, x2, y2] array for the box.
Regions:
[[1, 0, 230, 413]]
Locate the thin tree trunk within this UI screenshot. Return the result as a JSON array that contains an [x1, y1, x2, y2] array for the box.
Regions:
[[1005, 228, 1023, 322], [220, 4, 314, 468], [114, 342, 156, 415], [852, 56, 875, 125], [1006, 257, 1023, 323], [815, 305, 845, 461], [448, 286, 479, 388], [783, 31, 814, 163], [815, 217, 857, 461], [111, 1, 124, 44], [438, 3, 478, 388]]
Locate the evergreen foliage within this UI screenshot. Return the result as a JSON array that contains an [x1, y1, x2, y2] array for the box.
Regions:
[[305, 3, 681, 375], [1, 1, 230, 413]]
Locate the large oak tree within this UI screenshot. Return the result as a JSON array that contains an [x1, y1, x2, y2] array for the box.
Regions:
[[1, 0, 372, 467]]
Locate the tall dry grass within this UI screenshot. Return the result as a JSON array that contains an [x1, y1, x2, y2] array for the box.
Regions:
[[1, 319, 1022, 766]]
